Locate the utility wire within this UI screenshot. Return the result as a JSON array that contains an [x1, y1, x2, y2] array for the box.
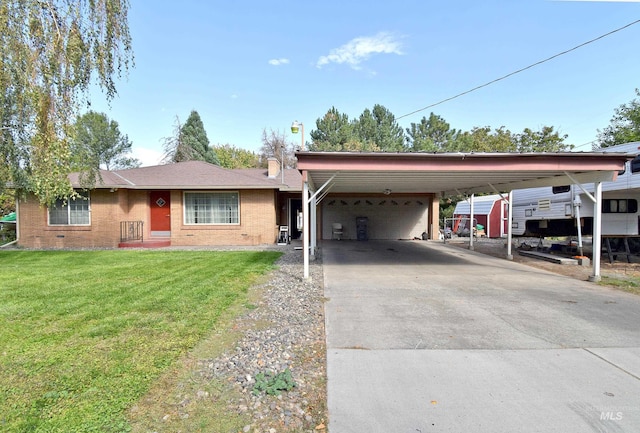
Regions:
[[397, 18, 640, 121]]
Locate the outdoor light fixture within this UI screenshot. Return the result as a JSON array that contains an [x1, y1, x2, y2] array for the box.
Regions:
[[383, 189, 392, 195], [291, 120, 304, 151]]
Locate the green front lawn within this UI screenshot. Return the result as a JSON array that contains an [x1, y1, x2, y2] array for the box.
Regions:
[[0, 249, 281, 433]]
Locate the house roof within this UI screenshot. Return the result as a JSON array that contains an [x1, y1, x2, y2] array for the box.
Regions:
[[70, 161, 302, 191], [454, 195, 504, 215]]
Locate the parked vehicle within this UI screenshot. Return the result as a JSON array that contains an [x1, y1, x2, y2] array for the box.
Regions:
[[511, 142, 640, 237]]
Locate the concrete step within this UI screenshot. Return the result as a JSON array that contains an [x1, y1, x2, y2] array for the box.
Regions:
[[518, 249, 578, 265], [118, 239, 171, 248]]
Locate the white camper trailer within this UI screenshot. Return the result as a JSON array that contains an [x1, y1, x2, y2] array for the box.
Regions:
[[512, 142, 640, 237]]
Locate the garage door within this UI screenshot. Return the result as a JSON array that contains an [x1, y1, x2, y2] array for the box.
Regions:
[[322, 196, 429, 240]]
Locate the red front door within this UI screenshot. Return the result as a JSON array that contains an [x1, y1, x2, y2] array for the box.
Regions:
[[150, 191, 171, 235]]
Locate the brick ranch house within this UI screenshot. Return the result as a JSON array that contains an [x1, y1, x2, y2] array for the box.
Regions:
[[15, 158, 302, 249]]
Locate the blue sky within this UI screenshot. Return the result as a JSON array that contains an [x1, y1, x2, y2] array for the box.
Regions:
[[89, 0, 640, 166]]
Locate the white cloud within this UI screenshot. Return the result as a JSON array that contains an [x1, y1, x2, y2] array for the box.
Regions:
[[316, 32, 404, 70], [268, 58, 290, 66]]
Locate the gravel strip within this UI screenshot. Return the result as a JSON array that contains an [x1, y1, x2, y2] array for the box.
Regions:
[[197, 245, 327, 432]]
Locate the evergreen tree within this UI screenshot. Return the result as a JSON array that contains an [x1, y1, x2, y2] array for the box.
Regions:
[[163, 111, 219, 165], [405, 113, 459, 152], [354, 104, 404, 151], [309, 107, 354, 151]]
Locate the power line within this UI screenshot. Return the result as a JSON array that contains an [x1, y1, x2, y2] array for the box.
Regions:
[[397, 18, 640, 121]]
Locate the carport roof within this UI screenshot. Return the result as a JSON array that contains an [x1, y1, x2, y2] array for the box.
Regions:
[[295, 151, 633, 196]]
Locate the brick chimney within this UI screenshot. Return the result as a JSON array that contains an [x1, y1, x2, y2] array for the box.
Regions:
[[267, 157, 281, 179]]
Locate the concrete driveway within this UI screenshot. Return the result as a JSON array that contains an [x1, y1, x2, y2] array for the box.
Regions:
[[323, 240, 640, 433]]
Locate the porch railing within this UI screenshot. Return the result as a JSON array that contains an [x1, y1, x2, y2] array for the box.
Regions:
[[120, 221, 144, 243]]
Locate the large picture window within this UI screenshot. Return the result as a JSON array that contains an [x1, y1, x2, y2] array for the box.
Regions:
[[184, 192, 239, 224], [48, 192, 90, 225]]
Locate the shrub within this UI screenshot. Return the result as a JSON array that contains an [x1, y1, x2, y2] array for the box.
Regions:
[[252, 369, 296, 396]]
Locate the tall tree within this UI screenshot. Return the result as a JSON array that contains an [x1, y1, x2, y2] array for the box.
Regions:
[[447, 125, 569, 153], [353, 108, 377, 149], [452, 126, 516, 152], [405, 113, 459, 152], [515, 126, 571, 152], [309, 107, 354, 151], [308, 104, 570, 154], [354, 104, 404, 151], [212, 144, 260, 169], [309, 106, 381, 152], [163, 111, 219, 165], [597, 89, 640, 148], [71, 111, 139, 171], [259, 128, 295, 169], [0, 0, 133, 204], [0, 189, 14, 216]]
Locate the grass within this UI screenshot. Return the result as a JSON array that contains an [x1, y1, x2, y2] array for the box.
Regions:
[[127, 277, 271, 433], [599, 275, 640, 295], [0, 249, 281, 433]]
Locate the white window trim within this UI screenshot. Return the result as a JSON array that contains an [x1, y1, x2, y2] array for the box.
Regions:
[[47, 192, 92, 226], [183, 190, 241, 226]]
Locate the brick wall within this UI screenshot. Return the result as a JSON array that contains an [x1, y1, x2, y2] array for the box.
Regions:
[[17, 188, 279, 248], [171, 189, 277, 246], [18, 189, 126, 248]]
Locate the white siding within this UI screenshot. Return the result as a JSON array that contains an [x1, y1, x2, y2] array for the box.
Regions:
[[511, 142, 640, 236]]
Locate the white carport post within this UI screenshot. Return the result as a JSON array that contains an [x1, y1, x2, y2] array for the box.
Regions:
[[469, 194, 475, 251], [302, 171, 337, 279], [561, 172, 604, 280], [303, 178, 310, 279], [310, 196, 317, 257], [589, 181, 603, 282], [574, 195, 584, 257], [506, 190, 513, 260]]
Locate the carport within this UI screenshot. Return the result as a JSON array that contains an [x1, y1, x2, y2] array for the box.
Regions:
[[296, 151, 633, 280]]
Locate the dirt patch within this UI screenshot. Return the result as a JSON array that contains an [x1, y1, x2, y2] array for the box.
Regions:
[[446, 237, 640, 283]]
